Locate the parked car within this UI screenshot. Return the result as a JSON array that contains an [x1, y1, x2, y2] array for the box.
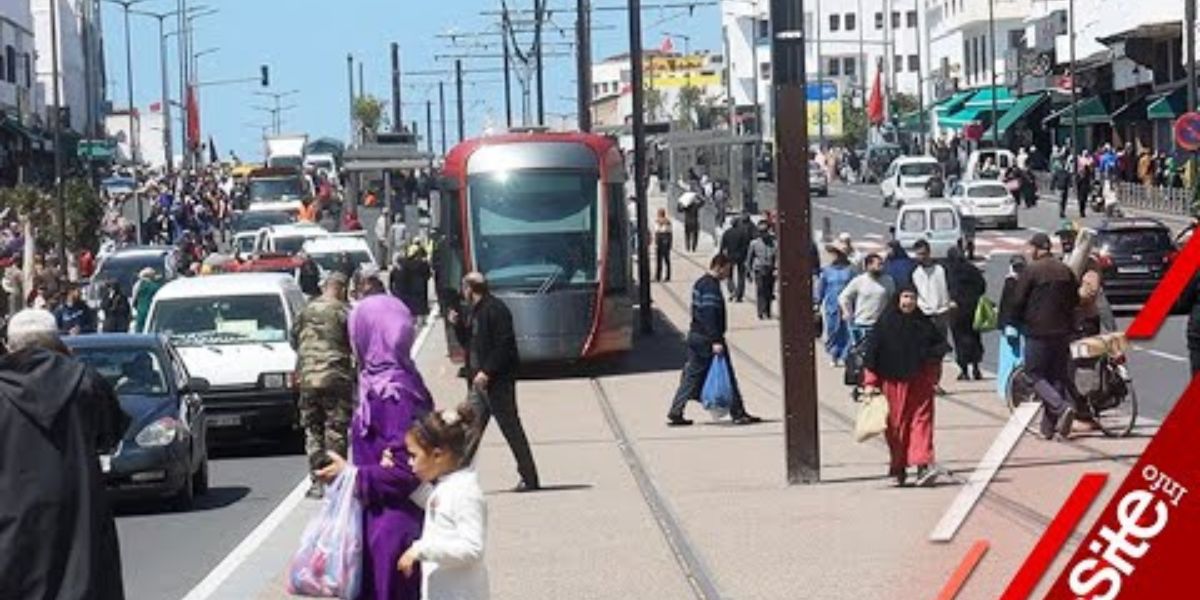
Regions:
[[880, 156, 940, 208], [1091, 219, 1177, 306], [302, 234, 377, 275], [862, 143, 903, 183], [892, 201, 964, 258], [809, 160, 829, 196], [65, 334, 210, 510], [144, 273, 306, 444], [948, 179, 1018, 229]]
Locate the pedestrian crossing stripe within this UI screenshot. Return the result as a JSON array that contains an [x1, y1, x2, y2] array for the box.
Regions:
[[813, 230, 1039, 261]]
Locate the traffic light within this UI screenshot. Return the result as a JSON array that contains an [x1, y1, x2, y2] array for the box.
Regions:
[[261, 65, 269, 87]]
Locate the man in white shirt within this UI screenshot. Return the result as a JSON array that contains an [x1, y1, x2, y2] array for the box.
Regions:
[[910, 239, 955, 352]]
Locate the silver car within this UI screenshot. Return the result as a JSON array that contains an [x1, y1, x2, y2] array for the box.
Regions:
[[809, 161, 829, 196]]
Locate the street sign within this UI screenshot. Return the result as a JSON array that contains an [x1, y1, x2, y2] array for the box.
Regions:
[[963, 123, 984, 141], [1174, 112, 1200, 152]]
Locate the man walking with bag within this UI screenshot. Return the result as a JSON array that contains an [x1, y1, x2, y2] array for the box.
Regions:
[[292, 273, 354, 499], [667, 254, 762, 426], [451, 272, 540, 492]]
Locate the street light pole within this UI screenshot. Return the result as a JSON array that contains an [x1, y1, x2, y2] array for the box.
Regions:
[[629, 0, 652, 334], [988, 0, 999, 149], [1187, 0, 1197, 114], [815, 0, 824, 148], [456, 60, 465, 141], [426, 99, 434, 154], [132, 9, 179, 174], [576, 0, 592, 132], [50, 0, 66, 267], [1069, 0, 1079, 155], [439, 81, 448, 154], [771, 0, 819, 484]]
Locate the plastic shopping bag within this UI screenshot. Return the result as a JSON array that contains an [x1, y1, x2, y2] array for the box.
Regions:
[[701, 355, 734, 419], [973, 296, 998, 333], [853, 393, 889, 443], [287, 468, 363, 599]]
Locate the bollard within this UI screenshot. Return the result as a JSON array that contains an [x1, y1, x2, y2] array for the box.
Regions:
[[821, 216, 832, 243]]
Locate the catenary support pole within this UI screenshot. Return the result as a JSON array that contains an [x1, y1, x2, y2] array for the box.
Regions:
[[392, 43, 403, 132], [576, 0, 593, 131], [439, 81, 448, 154], [426, 99, 434, 154], [629, 0, 653, 334], [456, 60, 465, 142], [771, 0, 819, 484]]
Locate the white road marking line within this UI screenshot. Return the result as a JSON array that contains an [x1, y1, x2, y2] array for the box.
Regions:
[[180, 308, 441, 600], [929, 402, 1041, 543], [1132, 345, 1188, 363]]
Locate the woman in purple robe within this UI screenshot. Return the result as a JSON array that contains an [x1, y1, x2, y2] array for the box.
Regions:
[[316, 293, 432, 600]]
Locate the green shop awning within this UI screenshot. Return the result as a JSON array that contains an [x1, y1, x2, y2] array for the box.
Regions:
[[1147, 87, 1187, 120], [983, 93, 1048, 138], [896, 111, 929, 132], [964, 86, 1016, 110], [1111, 94, 1152, 123], [1043, 96, 1110, 126], [933, 91, 973, 116]]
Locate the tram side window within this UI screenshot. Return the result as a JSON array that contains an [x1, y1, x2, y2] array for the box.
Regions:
[[606, 183, 629, 293]]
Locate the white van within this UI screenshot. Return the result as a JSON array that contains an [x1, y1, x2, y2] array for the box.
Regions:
[[144, 273, 307, 440], [880, 156, 941, 208], [964, 149, 1016, 181], [302, 234, 376, 274], [253, 223, 329, 256], [892, 201, 964, 258]]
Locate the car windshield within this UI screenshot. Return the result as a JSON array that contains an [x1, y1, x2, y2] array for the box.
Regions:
[[311, 251, 372, 271], [235, 236, 257, 254], [967, 185, 1009, 198], [273, 236, 311, 255], [931, 209, 957, 231], [149, 294, 289, 346], [72, 348, 170, 396], [1097, 229, 1173, 255], [233, 210, 292, 233], [96, 254, 168, 297], [249, 177, 303, 201], [900, 211, 926, 232], [467, 171, 600, 289], [900, 163, 939, 177]]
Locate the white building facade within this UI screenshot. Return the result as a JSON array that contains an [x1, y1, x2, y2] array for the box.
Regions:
[[31, 0, 90, 134], [722, 0, 927, 142], [0, 0, 38, 125], [925, 0, 1031, 100], [589, 51, 727, 129]]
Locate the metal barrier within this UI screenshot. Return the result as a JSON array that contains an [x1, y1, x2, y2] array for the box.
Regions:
[[1114, 182, 1194, 216]]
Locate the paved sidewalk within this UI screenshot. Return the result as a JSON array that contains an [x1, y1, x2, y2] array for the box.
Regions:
[[201, 200, 1153, 600]]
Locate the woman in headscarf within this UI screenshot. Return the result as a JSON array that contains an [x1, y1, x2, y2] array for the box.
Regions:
[[862, 287, 950, 487], [883, 240, 916, 290], [944, 247, 987, 380], [816, 242, 855, 366], [996, 255, 1027, 399], [315, 294, 432, 600]]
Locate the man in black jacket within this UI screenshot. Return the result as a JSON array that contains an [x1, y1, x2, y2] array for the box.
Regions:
[[451, 272, 539, 492], [667, 254, 762, 426], [1010, 233, 1080, 440], [0, 309, 129, 600], [719, 215, 755, 302]]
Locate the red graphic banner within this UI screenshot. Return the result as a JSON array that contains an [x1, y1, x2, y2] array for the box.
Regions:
[[1042, 376, 1200, 599]]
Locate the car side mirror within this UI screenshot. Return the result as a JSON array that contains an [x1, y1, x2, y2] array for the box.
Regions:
[[184, 377, 210, 394]]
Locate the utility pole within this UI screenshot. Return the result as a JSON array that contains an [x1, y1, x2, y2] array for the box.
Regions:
[[426, 99, 434, 154], [392, 43, 403, 132], [439, 81, 448, 154], [347, 54, 356, 142], [1188, 0, 1197, 113], [628, 0, 652, 334], [815, 0, 824, 147], [503, 13, 514, 127], [1068, 0, 1078, 154], [988, 0, 999, 149], [856, 0, 865, 102], [50, 0, 66, 267], [358, 60, 365, 99], [771, 0, 819, 484], [456, 59, 465, 141], [131, 9, 176, 173], [535, 0, 546, 125], [177, 0, 186, 169], [576, 0, 592, 131], [915, 0, 926, 152]]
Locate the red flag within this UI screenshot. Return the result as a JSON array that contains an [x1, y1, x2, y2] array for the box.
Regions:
[[149, 101, 162, 113], [186, 85, 200, 150], [660, 36, 674, 54], [867, 64, 884, 125]]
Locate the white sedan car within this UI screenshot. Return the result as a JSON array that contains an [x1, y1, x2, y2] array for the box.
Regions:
[[949, 180, 1018, 229]]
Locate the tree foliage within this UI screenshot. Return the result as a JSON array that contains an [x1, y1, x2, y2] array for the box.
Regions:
[[353, 95, 387, 139], [842, 99, 868, 147], [674, 84, 705, 131], [891, 93, 919, 117], [644, 85, 665, 123]]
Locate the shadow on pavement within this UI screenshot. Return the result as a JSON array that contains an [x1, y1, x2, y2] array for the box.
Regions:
[[113, 485, 251, 517], [518, 308, 688, 381], [209, 436, 304, 460], [488, 483, 595, 496]]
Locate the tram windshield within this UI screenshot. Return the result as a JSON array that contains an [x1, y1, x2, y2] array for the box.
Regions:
[[468, 170, 600, 289]]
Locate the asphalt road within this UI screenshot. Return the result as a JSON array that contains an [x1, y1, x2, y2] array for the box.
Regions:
[[765, 180, 1192, 423]]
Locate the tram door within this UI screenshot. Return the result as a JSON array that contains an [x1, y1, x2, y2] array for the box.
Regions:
[[433, 177, 467, 361]]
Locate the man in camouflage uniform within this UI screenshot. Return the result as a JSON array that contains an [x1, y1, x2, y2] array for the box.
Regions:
[[292, 272, 353, 498]]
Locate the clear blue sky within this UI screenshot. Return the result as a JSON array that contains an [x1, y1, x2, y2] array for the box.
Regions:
[[102, 0, 723, 162]]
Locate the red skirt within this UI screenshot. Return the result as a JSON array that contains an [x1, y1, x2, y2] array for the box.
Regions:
[[879, 363, 939, 471]]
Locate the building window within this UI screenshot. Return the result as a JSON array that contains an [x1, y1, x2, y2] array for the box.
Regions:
[[894, 54, 904, 73], [828, 58, 841, 76], [845, 14, 856, 31], [892, 12, 900, 29], [843, 57, 857, 78], [4, 46, 15, 83], [830, 14, 840, 32], [875, 12, 883, 30], [1008, 29, 1024, 50], [907, 11, 918, 28], [908, 55, 920, 72], [23, 54, 30, 87], [804, 12, 813, 35], [757, 18, 770, 42], [760, 61, 771, 81]]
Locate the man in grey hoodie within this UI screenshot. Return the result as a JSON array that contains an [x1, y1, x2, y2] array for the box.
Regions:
[[838, 253, 896, 345]]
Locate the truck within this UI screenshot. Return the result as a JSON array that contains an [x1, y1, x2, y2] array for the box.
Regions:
[[244, 166, 308, 214], [264, 134, 308, 170]]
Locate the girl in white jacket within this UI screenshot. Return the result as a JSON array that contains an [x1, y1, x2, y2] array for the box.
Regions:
[[398, 404, 489, 600]]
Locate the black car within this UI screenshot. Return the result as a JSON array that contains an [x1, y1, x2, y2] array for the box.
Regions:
[[65, 334, 211, 510], [1091, 219, 1177, 306]]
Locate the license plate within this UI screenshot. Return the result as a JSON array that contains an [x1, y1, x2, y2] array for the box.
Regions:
[[209, 414, 243, 428], [1118, 265, 1150, 274], [99, 454, 111, 473]]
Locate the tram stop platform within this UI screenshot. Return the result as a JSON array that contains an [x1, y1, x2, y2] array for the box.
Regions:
[[201, 199, 1154, 600]]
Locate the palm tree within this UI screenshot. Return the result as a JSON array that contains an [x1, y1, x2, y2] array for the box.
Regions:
[[353, 96, 387, 142], [674, 84, 704, 131]]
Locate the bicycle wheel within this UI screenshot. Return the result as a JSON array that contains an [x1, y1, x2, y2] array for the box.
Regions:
[[1006, 365, 1043, 434], [1091, 367, 1138, 438]]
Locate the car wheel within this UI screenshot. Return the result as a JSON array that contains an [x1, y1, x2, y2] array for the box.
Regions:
[[173, 468, 195, 511], [192, 456, 210, 496]]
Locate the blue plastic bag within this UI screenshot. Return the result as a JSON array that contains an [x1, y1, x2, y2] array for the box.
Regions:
[[288, 467, 363, 599], [701, 355, 733, 419]]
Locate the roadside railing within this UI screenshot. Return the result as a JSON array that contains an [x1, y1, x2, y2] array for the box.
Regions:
[[1114, 182, 1194, 216]]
